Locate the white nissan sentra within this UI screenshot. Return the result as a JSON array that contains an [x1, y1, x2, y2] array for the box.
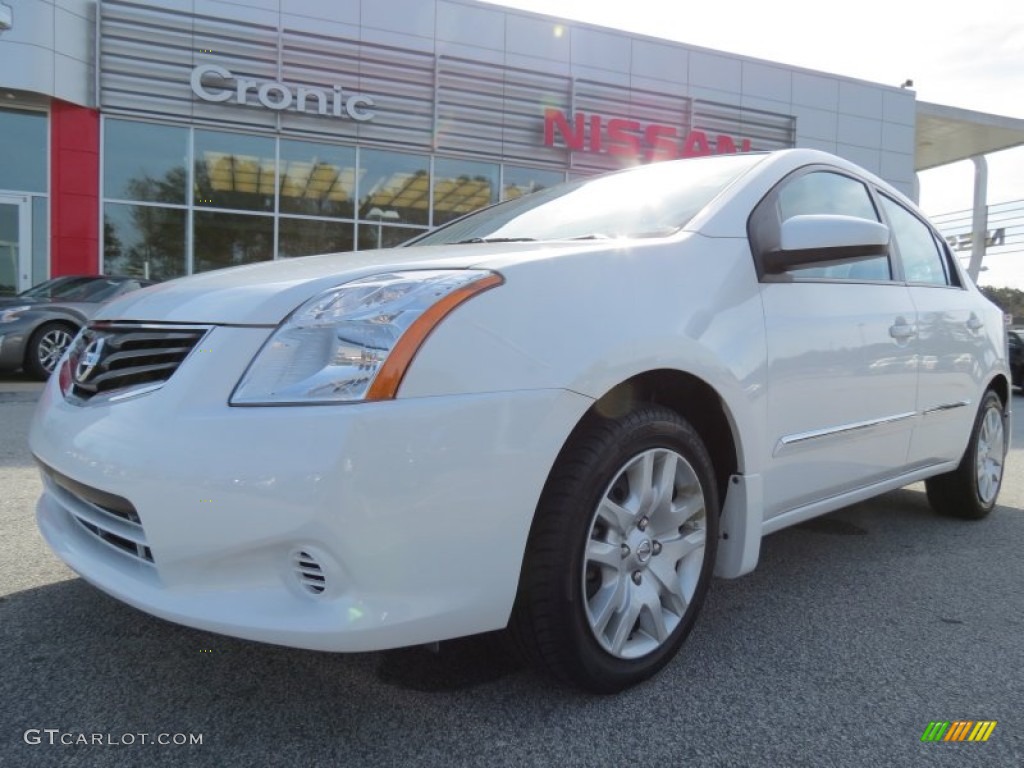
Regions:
[[30, 149, 1011, 692]]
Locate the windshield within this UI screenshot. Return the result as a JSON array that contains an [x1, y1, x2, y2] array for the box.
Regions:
[[61, 279, 141, 302], [408, 154, 764, 246], [19, 276, 95, 299]]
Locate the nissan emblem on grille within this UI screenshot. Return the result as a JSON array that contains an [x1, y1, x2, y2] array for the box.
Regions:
[[74, 337, 105, 384], [62, 324, 210, 403]]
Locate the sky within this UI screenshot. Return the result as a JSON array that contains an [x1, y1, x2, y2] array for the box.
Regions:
[[482, 0, 1024, 289]]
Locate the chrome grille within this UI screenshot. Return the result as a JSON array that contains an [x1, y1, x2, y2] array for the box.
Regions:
[[68, 323, 209, 402], [41, 465, 153, 565]]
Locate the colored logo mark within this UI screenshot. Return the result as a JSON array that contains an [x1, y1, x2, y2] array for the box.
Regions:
[[921, 721, 997, 742]]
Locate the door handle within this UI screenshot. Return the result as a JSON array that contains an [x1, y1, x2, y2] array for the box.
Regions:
[[966, 314, 984, 332], [889, 320, 916, 341]]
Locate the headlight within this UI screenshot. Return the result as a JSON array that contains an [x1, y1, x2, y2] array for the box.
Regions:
[[230, 270, 502, 405], [0, 305, 32, 323]]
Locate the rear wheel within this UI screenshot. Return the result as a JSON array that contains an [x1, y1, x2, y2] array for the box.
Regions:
[[25, 322, 77, 380], [510, 404, 718, 693], [925, 390, 1006, 519]]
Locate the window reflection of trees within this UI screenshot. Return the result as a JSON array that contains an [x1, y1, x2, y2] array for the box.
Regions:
[[279, 218, 354, 258], [194, 212, 273, 273], [103, 204, 185, 282], [356, 224, 422, 251], [123, 167, 187, 205], [103, 165, 188, 280]]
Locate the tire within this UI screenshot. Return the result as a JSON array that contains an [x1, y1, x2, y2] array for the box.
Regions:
[[925, 390, 1007, 520], [25, 322, 77, 380], [510, 404, 719, 693]]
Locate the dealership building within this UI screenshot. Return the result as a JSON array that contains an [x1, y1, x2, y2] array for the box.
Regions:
[[1, 0, 1023, 293]]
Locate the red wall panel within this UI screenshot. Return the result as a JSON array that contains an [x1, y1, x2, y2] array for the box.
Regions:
[[50, 100, 100, 276]]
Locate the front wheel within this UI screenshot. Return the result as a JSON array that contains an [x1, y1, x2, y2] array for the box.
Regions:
[[510, 404, 719, 693], [925, 390, 1007, 519], [25, 322, 77, 380]]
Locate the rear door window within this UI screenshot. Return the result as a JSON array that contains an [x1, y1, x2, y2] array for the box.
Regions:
[[878, 195, 957, 287]]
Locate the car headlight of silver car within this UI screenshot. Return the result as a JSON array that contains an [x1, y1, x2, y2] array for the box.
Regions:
[[0, 305, 32, 323], [230, 270, 503, 405]]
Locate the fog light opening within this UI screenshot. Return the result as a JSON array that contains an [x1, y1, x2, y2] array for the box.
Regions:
[[291, 548, 328, 596]]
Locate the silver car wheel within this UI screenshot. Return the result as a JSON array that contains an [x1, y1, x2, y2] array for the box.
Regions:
[[975, 402, 1005, 506], [37, 327, 75, 373], [582, 447, 707, 660]]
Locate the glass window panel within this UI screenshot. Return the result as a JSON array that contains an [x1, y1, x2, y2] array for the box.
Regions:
[[433, 158, 498, 226], [279, 140, 356, 218], [103, 203, 186, 281], [0, 109, 47, 193], [777, 171, 889, 281], [502, 166, 565, 201], [278, 217, 354, 258], [103, 119, 188, 204], [358, 150, 429, 226], [194, 130, 275, 212], [778, 172, 879, 221], [879, 196, 951, 286], [193, 211, 273, 273], [357, 224, 424, 250]]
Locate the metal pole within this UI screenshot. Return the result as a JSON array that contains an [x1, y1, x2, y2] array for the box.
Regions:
[[967, 155, 988, 283]]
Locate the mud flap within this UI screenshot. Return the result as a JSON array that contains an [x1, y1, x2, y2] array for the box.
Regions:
[[714, 473, 762, 578]]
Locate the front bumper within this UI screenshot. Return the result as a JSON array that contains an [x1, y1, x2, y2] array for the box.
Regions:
[[30, 325, 591, 651], [0, 323, 30, 369]]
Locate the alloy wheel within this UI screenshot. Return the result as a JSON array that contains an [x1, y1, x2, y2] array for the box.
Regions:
[[582, 447, 707, 659], [37, 328, 74, 373], [975, 403, 1005, 505]]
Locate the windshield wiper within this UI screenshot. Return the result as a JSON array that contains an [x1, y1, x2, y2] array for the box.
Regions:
[[451, 237, 537, 244]]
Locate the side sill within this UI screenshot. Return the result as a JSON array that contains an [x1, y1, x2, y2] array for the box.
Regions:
[[761, 460, 959, 536]]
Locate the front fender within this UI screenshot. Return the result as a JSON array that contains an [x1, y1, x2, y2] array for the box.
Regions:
[[400, 236, 769, 474]]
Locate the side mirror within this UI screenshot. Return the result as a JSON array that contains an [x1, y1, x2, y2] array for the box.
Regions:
[[763, 215, 890, 274]]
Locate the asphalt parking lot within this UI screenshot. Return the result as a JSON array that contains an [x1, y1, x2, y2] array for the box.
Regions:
[[1, 372, 1022, 768]]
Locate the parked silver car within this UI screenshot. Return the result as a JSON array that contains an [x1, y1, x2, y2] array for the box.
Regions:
[[0, 276, 152, 379]]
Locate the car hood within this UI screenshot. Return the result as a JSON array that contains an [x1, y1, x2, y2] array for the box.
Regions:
[[1, 298, 99, 316], [0, 296, 65, 308], [94, 241, 611, 325]]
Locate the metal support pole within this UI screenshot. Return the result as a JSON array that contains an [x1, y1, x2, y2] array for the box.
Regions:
[[967, 155, 988, 283]]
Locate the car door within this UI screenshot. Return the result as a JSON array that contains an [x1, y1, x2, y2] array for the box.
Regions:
[[876, 195, 993, 466], [749, 168, 919, 519]]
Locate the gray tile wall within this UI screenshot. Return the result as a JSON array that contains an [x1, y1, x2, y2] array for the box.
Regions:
[[3, 0, 916, 193]]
